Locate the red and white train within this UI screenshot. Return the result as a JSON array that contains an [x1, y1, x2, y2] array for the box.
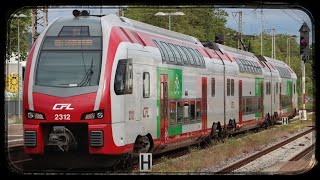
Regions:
[[23, 10, 298, 168]]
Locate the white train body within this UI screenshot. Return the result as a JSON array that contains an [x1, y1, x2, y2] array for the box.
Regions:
[[23, 13, 298, 160]]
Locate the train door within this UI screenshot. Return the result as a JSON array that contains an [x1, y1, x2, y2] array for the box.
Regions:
[[160, 74, 168, 144], [135, 72, 141, 121], [202, 77, 207, 131], [290, 81, 293, 116], [260, 81, 264, 121], [239, 80, 242, 125], [279, 83, 282, 118]]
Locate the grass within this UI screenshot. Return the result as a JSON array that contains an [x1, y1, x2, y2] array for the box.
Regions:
[[151, 115, 314, 173]]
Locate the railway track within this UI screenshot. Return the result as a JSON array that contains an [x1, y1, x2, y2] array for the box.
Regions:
[[7, 113, 314, 173], [288, 143, 315, 161], [215, 127, 315, 174]]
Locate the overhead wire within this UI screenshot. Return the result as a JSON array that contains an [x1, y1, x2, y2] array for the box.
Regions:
[[281, 9, 303, 24]]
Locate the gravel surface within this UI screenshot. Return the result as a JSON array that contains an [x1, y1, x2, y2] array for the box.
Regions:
[[234, 130, 314, 174], [203, 126, 315, 174]]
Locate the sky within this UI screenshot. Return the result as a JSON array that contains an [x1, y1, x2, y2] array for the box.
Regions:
[[45, 6, 313, 44]]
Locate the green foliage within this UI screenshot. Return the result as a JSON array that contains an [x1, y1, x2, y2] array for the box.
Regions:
[[124, 7, 228, 42], [6, 8, 32, 61]]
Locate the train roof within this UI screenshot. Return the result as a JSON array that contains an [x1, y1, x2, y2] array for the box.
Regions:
[[46, 16, 102, 36], [262, 56, 296, 78], [118, 16, 202, 46], [216, 44, 256, 59]]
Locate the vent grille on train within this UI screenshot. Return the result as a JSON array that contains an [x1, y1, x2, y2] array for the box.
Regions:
[[90, 131, 103, 147], [24, 131, 36, 147]]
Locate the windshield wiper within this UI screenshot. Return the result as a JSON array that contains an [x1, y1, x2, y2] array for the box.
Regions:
[[78, 58, 94, 87]]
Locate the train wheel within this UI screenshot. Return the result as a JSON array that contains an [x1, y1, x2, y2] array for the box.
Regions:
[[132, 136, 151, 164], [203, 123, 219, 146], [112, 153, 133, 173], [267, 114, 274, 127]]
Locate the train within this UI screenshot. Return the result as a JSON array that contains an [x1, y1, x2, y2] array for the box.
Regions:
[[22, 10, 298, 169]]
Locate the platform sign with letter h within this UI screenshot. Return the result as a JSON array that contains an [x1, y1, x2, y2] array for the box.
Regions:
[[139, 153, 152, 172], [282, 117, 289, 125]]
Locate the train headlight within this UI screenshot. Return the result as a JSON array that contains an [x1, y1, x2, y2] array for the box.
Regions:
[[81, 110, 104, 120], [96, 112, 104, 119], [27, 112, 34, 119], [25, 110, 46, 120]]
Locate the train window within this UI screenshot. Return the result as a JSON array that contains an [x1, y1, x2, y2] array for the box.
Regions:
[[169, 43, 183, 64], [243, 65, 248, 73], [182, 46, 195, 65], [231, 79, 234, 96], [189, 48, 201, 66], [190, 101, 196, 122], [177, 101, 183, 124], [196, 101, 201, 121], [240, 63, 245, 72], [211, 78, 215, 97], [246, 98, 252, 113], [195, 49, 206, 67], [114, 59, 133, 95], [294, 84, 296, 94], [128, 61, 133, 92], [143, 72, 150, 98], [170, 101, 177, 125], [266, 82, 268, 95], [249, 66, 254, 74], [160, 41, 175, 63], [276, 82, 278, 94], [184, 101, 190, 123], [227, 79, 230, 96], [153, 40, 166, 62], [269, 82, 271, 95], [59, 26, 89, 36], [242, 98, 246, 114], [175, 45, 189, 65], [254, 67, 258, 74], [252, 98, 256, 112], [167, 43, 179, 64]]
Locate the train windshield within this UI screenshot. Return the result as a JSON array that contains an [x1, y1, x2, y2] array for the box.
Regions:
[[35, 36, 102, 87]]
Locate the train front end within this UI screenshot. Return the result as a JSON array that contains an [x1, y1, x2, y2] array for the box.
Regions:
[[22, 15, 118, 160]]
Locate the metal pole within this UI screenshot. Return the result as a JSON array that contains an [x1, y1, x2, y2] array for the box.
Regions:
[[239, 11, 243, 50], [301, 56, 307, 120], [289, 39, 291, 67], [286, 38, 289, 64], [271, 31, 274, 58], [17, 18, 20, 121], [260, 11, 263, 55], [168, 14, 171, 31], [274, 29, 276, 59]]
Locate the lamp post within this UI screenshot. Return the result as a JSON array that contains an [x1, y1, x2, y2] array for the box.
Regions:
[[286, 35, 297, 67], [13, 13, 27, 121], [154, 12, 185, 31]]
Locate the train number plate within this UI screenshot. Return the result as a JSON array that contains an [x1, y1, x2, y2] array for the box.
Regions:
[[54, 114, 71, 120]]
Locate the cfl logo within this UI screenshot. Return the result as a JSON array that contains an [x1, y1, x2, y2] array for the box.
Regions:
[[52, 103, 74, 110]]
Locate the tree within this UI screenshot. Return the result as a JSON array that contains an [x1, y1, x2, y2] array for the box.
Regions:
[[6, 9, 32, 61], [124, 7, 228, 42]]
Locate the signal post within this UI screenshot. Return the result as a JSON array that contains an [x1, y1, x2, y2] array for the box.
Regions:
[[299, 22, 310, 120]]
